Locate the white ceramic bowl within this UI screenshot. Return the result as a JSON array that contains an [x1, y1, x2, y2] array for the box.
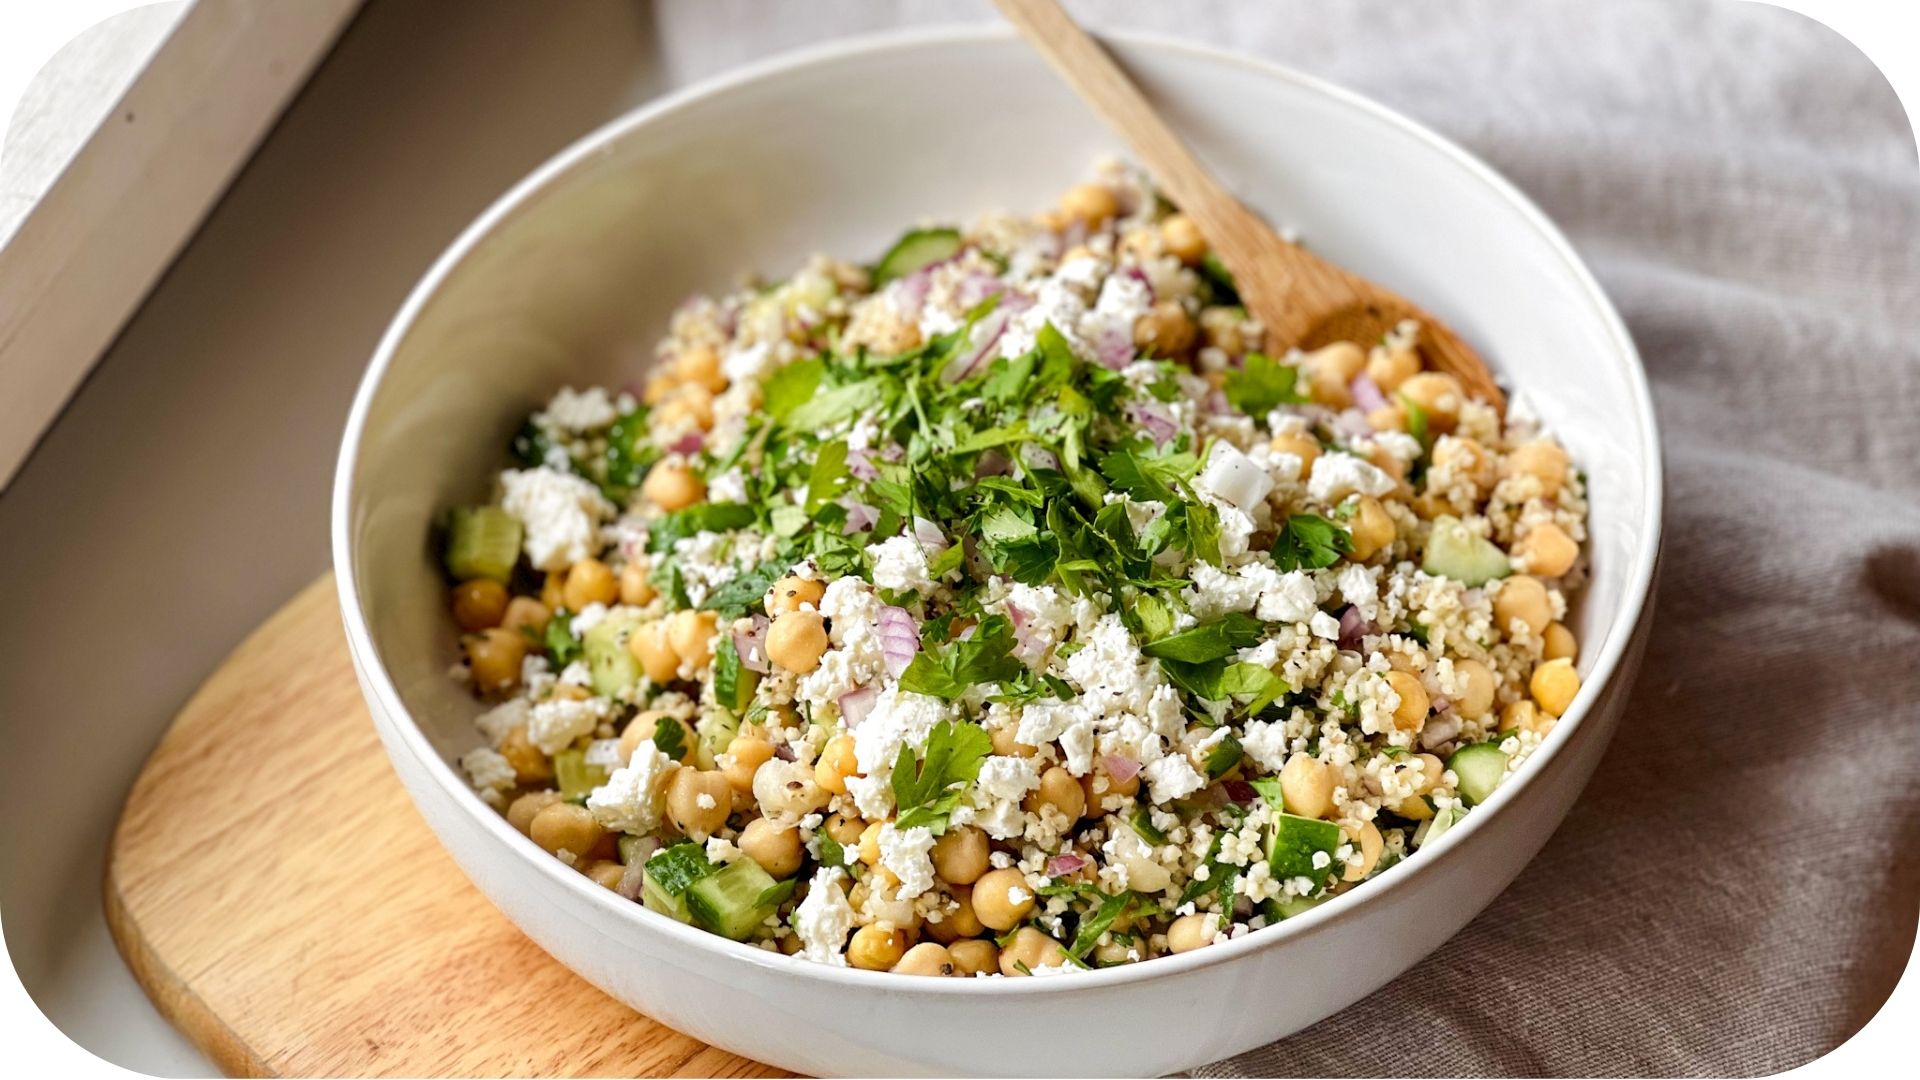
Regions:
[[333, 26, 1662, 1077]]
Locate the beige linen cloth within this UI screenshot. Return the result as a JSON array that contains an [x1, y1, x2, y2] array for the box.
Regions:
[[648, 0, 1920, 1074]]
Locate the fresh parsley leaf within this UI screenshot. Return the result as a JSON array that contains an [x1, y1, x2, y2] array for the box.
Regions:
[[652, 715, 688, 762], [1131, 807, 1167, 845], [1181, 498, 1222, 566], [806, 440, 851, 514], [1219, 662, 1289, 715], [543, 608, 583, 666], [700, 559, 785, 619], [1070, 891, 1139, 960], [890, 719, 993, 832], [898, 614, 1024, 699], [762, 358, 824, 421], [1271, 513, 1354, 572], [1096, 443, 1196, 503], [1222, 352, 1307, 415], [648, 503, 757, 554], [1141, 612, 1265, 664], [785, 378, 885, 430], [816, 831, 848, 869], [599, 408, 658, 500], [1204, 733, 1243, 779]]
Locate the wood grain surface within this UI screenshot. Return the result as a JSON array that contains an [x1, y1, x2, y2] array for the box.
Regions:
[[104, 575, 787, 1078]]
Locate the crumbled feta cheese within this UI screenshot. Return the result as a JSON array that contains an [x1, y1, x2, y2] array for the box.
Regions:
[[1143, 754, 1205, 804], [527, 697, 605, 754], [793, 867, 855, 965], [1306, 452, 1395, 503], [461, 747, 516, 794], [878, 823, 938, 899], [867, 534, 936, 594], [1196, 441, 1275, 512], [538, 386, 617, 433], [1240, 720, 1292, 773], [1258, 571, 1320, 624], [499, 466, 614, 572], [1309, 610, 1343, 640], [474, 698, 530, 747], [585, 742, 675, 833]]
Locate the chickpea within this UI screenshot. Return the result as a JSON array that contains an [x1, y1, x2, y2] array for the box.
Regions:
[[1367, 402, 1408, 433], [856, 821, 886, 867], [926, 888, 985, 942], [620, 710, 680, 762], [1199, 306, 1250, 356], [848, 924, 911, 971], [1166, 913, 1217, 954], [1082, 759, 1140, 803], [498, 724, 553, 784], [1341, 820, 1385, 881], [1024, 766, 1088, 823], [1133, 301, 1196, 357], [672, 345, 728, 394], [1116, 228, 1159, 263], [971, 868, 1036, 931], [766, 575, 826, 617], [626, 620, 680, 684], [1280, 753, 1336, 819], [641, 461, 705, 511], [931, 827, 989, 885], [1397, 371, 1464, 433], [1366, 344, 1421, 392], [1501, 699, 1555, 736], [667, 608, 720, 670], [721, 736, 775, 792], [583, 859, 626, 890], [1384, 670, 1431, 732], [752, 758, 828, 820], [948, 938, 1000, 976], [501, 596, 551, 637], [656, 385, 716, 431], [1543, 622, 1578, 662], [563, 557, 618, 610], [1305, 341, 1367, 407], [465, 627, 526, 694], [451, 579, 509, 631], [998, 927, 1069, 976], [530, 802, 605, 859], [618, 561, 656, 606], [660, 769, 726, 840], [1159, 213, 1207, 264], [540, 571, 567, 611], [1059, 182, 1120, 226], [766, 610, 829, 673], [823, 813, 866, 846], [989, 724, 1039, 758], [643, 372, 680, 406], [738, 817, 803, 878], [1346, 496, 1396, 561], [1430, 436, 1496, 493], [551, 683, 591, 703], [1268, 432, 1321, 478], [1493, 575, 1552, 639], [1451, 658, 1497, 720], [506, 790, 563, 834], [1516, 522, 1579, 578], [814, 734, 859, 796], [892, 942, 957, 976], [1530, 657, 1581, 717], [1505, 440, 1570, 492]]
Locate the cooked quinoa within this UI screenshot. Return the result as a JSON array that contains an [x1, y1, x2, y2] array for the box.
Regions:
[[440, 160, 1590, 977]]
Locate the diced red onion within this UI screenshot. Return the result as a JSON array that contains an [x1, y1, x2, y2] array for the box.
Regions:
[[847, 447, 879, 481], [669, 431, 704, 455], [774, 743, 797, 761], [1046, 853, 1088, 877], [1350, 373, 1388, 413], [1103, 754, 1142, 783], [615, 859, 649, 900], [1223, 779, 1258, 805], [1006, 602, 1045, 661], [1202, 388, 1232, 415], [1432, 696, 1452, 713], [1092, 323, 1134, 370], [841, 499, 880, 534], [893, 269, 934, 318], [957, 271, 1007, 308], [734, 615, 771, 673], [1421, 714, 1462, 749], [975, 449, 1012, 479], [875, 604, 921, 677], [880, 444, 906, 463], [1127, 400, 1178, 446], [1336, 605, 1376, 651], [943, 306, 1012, 383], [913, 517, 949, 555], [1332, 408, 1375, 442], [839, 686, 878, 728], [1123, 264, 1156, 302]]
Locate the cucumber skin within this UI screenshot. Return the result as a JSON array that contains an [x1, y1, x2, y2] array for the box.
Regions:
[[685, 859, 783, 941], [1446, 743, 1510, 806], [873, 227, 962, 286], [444, 506, 522, 583]]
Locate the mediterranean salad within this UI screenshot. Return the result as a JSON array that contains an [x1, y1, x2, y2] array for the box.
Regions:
[[442, 161, 1590, 977]]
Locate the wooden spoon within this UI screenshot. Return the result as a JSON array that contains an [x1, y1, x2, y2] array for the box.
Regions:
[[994, 0, 1504, 410]]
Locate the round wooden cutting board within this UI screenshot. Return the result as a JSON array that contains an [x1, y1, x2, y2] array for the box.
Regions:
[[104, 576, 789, 1078]]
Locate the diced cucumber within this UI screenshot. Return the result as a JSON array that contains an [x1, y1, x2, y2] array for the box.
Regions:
[[684, 859, 796, 941], [642, 872, 692, 923], [617, 835, 653, 866], [645, 842, 716, 896], [444, 506, 522, 583], [691, 709, 742, 772], [1421, 804, 1469, 848], [554, 748, 608, 802], [711, 637, 760, 715], [582, 609, 646, 698], [872, 227, 962, 286], [1263, 812, 1343, 884], [1260, 893, 1330, 923], [1421, 515, 1511, 587], [1446, 743, 1509, 806]]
